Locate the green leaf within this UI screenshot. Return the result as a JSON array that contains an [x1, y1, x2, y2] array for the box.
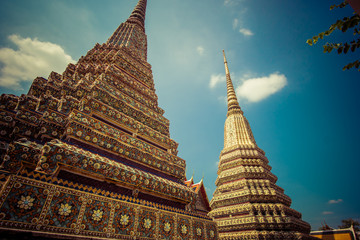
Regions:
[[330, 1, 348, 10], [313, 36, 319, 44], [306, 39, 313, 46], [342, 60, 360, 71]]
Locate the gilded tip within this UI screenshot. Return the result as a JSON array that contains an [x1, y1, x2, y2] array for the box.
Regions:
[[223, 50, 227, 63]]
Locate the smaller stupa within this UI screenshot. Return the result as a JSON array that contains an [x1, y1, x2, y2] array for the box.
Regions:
[[208, 50, 316, 240]]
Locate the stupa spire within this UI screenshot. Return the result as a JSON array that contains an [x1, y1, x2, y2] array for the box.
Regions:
[[221, 50, 256, 149], [209, 51, 314, 240], [126, 0, 147, 30], [106, 0, 148, 61], [222, 50, 242, 116]]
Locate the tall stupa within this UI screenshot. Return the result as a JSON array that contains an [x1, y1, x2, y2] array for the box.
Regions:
[[208, 51, 316, 240], [0, 1, 218, 239]]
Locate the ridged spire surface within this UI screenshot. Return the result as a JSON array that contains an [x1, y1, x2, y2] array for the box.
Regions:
[[222, 50, 256, 149], [106, 0, 148, 61], [223, 50, 242, 116], [209, 51, 314, 240], [127, 0, 147, 30]]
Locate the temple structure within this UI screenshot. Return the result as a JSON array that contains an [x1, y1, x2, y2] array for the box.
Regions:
[[208, 51, 315, 240], [0, 0, 218, 239], [310, 226, 358, 240]]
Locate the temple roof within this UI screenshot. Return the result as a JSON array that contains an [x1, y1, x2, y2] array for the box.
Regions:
[[310, 226, 357, 240], [184, 176, 194, 187]]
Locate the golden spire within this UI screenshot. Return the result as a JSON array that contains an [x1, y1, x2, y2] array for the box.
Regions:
[[222, 50, 256, 149], [209, 50, 313, 240], [222, 50, 242, 116]]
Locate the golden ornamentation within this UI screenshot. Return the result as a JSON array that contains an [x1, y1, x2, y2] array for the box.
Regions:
[[58, 203, 72, 216], [17, 195, 34, 210]]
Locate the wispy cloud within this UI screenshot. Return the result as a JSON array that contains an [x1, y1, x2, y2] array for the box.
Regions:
[[236, 72, 287, 102], [217, 96, 227, 105], [209, 74, 226, 89], [328, 199, 343, 204], [0, 34, 75, 89], [224, 0, 244, 6], [197, 46, 205, 56], [233, 19, 239, 29], [322, 211, 334, 215], [239, 28, 254, 36]]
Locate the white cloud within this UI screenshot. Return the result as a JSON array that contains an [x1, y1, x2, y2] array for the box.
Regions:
[[209, 74, 226, 89], [0, 34, 75, 89], [328, 199, 343, 204], [197, 46, 205, 56], [239, 28, 254, 36], [236, 72, 287, 102], [233, 19, 239, 29], [224, 0, 243, 6], [217, 96, 227, 105], [322, 211, 334, 215]]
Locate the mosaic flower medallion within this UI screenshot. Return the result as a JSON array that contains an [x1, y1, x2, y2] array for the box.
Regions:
[[58, 203, 72, 216], [92, 209, 103, 221], [17, 195, 34, 210], [181, 225, 187, 234], [143, 218, 151, 229], [196, 227, 202, 236], [164, 222, 171, 232], [120, 214, 129, 226]]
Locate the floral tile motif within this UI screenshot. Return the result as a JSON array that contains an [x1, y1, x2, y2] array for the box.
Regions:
[[82, 199, 110, 232], [137, 209, 156, 239], [0, 176, 218, 239], [178, 217, 191, 240], [193, 221, 205, 240], [45, 192, 81, 228], [207, 223, 218, 240], [0, 182, 47, 223], [159, 213, 174, 240], [112, 204, 135, 236]]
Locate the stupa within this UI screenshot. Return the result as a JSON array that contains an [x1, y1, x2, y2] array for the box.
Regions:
[[0, 0, 218, 239], [208, 51, 316, 240]]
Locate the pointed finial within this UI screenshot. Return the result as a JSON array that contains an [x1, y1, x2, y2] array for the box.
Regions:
[[222, 50, 242, 116], [127, 0, 147, 30], [222, 50, 230, 75]]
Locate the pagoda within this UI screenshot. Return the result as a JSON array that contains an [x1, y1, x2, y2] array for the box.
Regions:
[[208, 51, 315, 240], [0, 0, 218, 239]]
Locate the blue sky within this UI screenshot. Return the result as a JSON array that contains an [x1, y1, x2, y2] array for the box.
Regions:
[[0, 0, 359, 230]]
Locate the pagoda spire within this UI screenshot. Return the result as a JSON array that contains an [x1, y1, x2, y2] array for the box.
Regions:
[[126, 0, 147, 30], [222, 50, 242, 116], [209, 51, 314, 240], [106, 0, 148, 61], [222, 50, 255, 149]]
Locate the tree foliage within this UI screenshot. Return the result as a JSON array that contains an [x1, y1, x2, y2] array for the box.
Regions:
[[307, 1, 360, 71], [338, 218, 360, 232]]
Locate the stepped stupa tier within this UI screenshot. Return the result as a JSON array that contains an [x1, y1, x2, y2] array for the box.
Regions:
[[0, 0, 218, 239], [208, 51, 315, 240]]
